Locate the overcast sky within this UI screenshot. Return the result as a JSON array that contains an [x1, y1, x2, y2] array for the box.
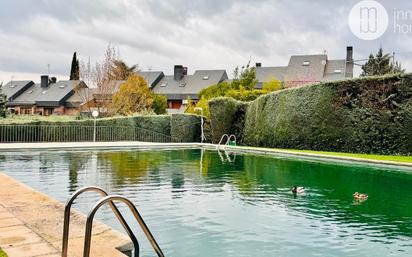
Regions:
[[0, 0, 411, 83]]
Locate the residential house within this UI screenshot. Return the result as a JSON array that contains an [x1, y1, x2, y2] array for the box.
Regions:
[[151, 65, 228, 110], [6, 75, 87, 115], [255, 46, 354, 88], [136, 71, 165, 88], [1, 80, 34, 104]]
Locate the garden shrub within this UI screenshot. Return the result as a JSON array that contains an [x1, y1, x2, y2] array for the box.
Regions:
[[210, 73, 412, 155], [170, 114, 202, 142], [209, 97, 248, 143]]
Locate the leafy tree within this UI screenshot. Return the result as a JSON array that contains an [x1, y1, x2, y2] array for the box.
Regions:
[[111, 60, 139, 80], [78, 43, 140, 115], [186, 97, 210, 117], [70, 52, 80, 80], [112, 74, 153, 115], [232, 61, 258, 90], [262, 78, 283, 92], [187, 62, 274, 117], [361, 48, 405, 76], [152, 94, 168, 114], [199, 81, 233, 99]]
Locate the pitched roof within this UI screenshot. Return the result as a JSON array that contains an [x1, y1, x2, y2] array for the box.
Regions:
[[285, 54, 327, 82], [255, 54, 353, 87], [10, 80, 85, 107], [1, 81, 34, 101], [152, 70, 228, 99], [136, 71, 164, 88], [255, 67, 287, 89], [322, 59, 347, 81], [256, 67, 287, 82]]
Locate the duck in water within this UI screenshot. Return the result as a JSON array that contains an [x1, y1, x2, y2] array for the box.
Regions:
[[292, 186, 305, 194], [353, 192, 368, 200]]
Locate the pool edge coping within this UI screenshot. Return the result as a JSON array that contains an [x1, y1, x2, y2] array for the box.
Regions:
[[0, 141, 411, 170]]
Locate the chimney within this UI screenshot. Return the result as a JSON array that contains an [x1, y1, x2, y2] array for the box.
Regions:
[[41, 75, 49, 88], [174, 65, 187, 80], [345, 46, 354, 78], [346, 46, 353, 62], [256, 62, 262, 67]]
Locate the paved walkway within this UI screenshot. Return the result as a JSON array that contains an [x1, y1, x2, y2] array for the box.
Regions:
[[0, 173, 132, 257]]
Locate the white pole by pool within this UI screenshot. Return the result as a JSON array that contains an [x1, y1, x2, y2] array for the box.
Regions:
[[92, 110, 99, 142], [194, 107, 204, 143]]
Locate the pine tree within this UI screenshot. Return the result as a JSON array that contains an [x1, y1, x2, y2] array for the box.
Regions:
[[70, 52, 80, 80], [361, 48, 405, 76]]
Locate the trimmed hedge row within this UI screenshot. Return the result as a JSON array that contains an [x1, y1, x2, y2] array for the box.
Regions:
[[210, 73, 412, 155], [0, 114, 201, 143], [209, 97, 248, 143], [171, 114, 202, 142]]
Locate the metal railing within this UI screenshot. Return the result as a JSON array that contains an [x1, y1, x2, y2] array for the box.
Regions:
[[0, 124, 178, 143], [217, 134, 236, 149], [62, 186, 164, 257], [217, 134, 229, 148], [226, 135, 236, 146], [84, 195, 164, 257]]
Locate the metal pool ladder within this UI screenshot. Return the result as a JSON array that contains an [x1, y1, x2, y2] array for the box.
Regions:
[[62, 186, 165, 257], [217, 134, 237, 149]]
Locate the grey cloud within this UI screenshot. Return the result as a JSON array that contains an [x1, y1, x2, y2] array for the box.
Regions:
[[0, 0, 411, 83]]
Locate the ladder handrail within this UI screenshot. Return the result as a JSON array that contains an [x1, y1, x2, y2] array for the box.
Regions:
[[83, 195, 165, 257], [62, 186, 139, 257], [226, 135, 236, 146], [217, 134, 229, 147]]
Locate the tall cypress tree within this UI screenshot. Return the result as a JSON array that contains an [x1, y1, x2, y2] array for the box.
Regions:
[[70, 52, 80, 80]]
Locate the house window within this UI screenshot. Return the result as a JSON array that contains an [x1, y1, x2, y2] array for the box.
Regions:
[[44, 108, 54, 116], [20, 107, 32, 115], [203, 76, 209, 80], [302, 61, 310, 66]]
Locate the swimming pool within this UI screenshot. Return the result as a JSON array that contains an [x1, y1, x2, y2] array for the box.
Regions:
[[0, 148, 411, 257]]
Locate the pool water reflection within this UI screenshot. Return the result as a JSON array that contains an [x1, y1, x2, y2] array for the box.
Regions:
[[0, 148, 411, 257]]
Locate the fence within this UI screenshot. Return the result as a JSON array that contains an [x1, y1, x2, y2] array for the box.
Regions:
[[0, 124, 179, 143]]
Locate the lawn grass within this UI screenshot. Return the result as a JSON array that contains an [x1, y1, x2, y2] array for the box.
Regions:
[[0, 248, 7, 257], [0, 115, 80, 124], [285, 149, 412, 163], [241, 146, 412, 164]]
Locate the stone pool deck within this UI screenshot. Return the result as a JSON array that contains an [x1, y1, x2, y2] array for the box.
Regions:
[[0, 173, 132, 257]]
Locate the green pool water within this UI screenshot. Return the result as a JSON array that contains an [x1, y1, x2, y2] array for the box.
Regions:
[[0, 148, 411, 257]]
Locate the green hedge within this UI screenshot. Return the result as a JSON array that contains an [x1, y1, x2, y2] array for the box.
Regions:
[[210, 73, 412, 155], [209, 97, 248, 143], [0, 114, 201, 143], [170, 114, 202, 142], [0, 91, 6, 118]]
